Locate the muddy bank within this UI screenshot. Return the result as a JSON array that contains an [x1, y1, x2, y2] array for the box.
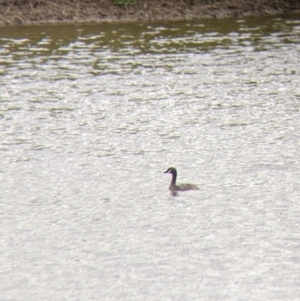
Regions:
[[1, 0, 300, 26]]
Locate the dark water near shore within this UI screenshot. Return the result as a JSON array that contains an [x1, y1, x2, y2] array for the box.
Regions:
[[1, 15, 300, 300]]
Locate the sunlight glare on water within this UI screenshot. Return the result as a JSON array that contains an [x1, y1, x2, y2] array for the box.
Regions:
[[1, 15, 300, 301]]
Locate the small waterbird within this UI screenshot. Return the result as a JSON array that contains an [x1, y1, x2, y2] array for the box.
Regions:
[[164, 167, 199, 193]]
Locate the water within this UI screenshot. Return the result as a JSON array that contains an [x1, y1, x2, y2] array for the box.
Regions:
[[1, 15, 300, 300]]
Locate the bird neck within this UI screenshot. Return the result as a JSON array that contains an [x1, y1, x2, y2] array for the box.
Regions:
[[171, 171, 177, 185]]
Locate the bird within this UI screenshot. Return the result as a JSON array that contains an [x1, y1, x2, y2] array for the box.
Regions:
[[164, 167, 199, 193]]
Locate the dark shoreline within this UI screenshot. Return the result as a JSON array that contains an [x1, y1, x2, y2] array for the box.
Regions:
[[1, 0, 300, 27]]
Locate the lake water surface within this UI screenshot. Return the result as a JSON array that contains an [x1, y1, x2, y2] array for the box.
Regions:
[[1, 14, 300, 300]]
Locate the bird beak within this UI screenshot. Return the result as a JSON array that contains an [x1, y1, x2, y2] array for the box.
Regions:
[[163, 170, 168, 173]]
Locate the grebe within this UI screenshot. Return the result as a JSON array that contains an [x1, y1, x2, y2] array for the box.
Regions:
[[164, 167, 199, 192]]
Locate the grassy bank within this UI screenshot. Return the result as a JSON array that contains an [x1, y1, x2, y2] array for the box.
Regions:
[[1, 0, 300, 26]]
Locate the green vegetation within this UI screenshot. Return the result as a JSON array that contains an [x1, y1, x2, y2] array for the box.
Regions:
[[112, 0, 135, 5]]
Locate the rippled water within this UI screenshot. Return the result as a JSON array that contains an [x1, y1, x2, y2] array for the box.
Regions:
[[1, 15, 300, 300]]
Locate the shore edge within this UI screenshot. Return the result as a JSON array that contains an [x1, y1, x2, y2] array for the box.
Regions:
[[1, 0, 300, 27]]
